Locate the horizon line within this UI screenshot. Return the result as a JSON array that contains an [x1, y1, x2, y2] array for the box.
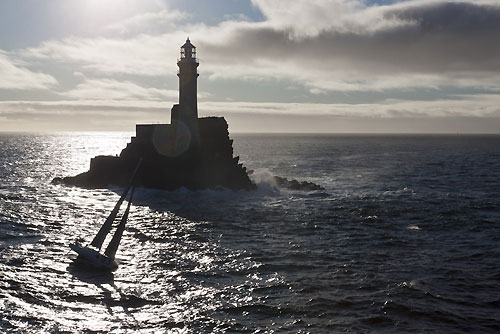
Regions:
[[1, 130, 500, 136]]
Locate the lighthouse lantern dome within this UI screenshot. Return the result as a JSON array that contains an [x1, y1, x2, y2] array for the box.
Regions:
[[180, 38, 196, 59]]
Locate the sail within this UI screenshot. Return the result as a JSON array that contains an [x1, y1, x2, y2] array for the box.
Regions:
[[90, 158, 142, 249], [104, 186, 134, 258], [89, 192, 128, 249]]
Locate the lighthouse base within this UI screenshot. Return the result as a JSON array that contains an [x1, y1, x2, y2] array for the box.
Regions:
[[54, 117, 256, 191]]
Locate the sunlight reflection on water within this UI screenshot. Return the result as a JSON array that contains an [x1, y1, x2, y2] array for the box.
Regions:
[[2, 133, 500, 333], [1, 132, 270, 332]]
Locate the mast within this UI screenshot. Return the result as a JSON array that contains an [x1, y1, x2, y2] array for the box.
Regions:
[[104, 186, 134, 259], [90, 158, 142, 249]]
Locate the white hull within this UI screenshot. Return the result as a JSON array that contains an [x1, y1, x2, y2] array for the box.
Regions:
[[69, 244, 118, 271]]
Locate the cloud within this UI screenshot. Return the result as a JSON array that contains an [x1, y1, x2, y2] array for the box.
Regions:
[[2, 92, 500, 132], [0, 51, 57, 90], [63, 78, 178, 100], [104, 9, 187, 36], [200, 0, 500, 91], [21, 34, 177, 76], [2, 93, 500, 119], [18, 0, 500, 95], [200, 95, 500, 118], [0, 99, 170, 131], [2, 0, 500, 133]]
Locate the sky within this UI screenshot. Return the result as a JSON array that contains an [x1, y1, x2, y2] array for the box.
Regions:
[[1, 0, 500, 133]]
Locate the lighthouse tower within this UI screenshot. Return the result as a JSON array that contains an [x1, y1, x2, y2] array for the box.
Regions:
[[171, 38, 200, 152]]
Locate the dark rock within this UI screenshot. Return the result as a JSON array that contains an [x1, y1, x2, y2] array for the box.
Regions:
[[273, 176, 325, 191], [55, 117, 256, 191]]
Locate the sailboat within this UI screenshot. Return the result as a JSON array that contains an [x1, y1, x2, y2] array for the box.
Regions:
[[69, 159, 142, 271]]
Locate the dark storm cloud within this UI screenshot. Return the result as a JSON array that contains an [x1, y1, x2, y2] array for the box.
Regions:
[[202, 1, 500, 76]]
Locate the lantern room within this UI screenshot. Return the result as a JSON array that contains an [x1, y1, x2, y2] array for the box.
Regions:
[[180, 38, 196, 60]]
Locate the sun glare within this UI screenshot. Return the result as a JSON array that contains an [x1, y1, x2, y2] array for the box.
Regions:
[[78, 0, 151, 25], [83, 0, 126, 14]]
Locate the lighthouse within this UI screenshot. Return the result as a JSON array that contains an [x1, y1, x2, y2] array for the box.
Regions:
[[171, 38, 200, 152], [59, 37, 256, 191]]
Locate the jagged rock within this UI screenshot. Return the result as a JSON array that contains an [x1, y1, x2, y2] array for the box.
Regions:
[[54, 117, 256, 191], [273, 176, 325, 191]]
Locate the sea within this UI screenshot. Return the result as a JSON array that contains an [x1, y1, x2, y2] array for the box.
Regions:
[[0, 132, 499, 333]]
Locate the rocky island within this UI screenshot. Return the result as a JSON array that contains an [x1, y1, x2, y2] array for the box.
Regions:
[[55, 39, 255, 191], [55, 38, 324, 192]]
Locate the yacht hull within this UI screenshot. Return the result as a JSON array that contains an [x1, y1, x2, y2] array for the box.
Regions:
[[69, 244, 118, 271]]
